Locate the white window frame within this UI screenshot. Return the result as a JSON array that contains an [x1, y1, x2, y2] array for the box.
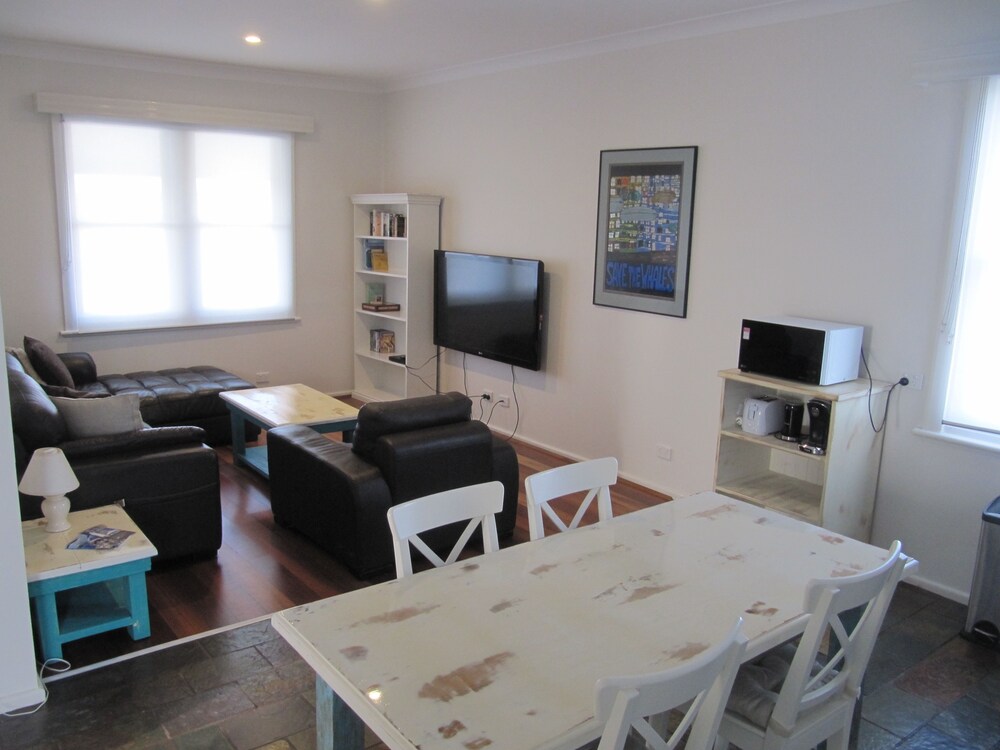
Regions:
[[916, 53, 1000, 454], [36, 93, 313, 335]]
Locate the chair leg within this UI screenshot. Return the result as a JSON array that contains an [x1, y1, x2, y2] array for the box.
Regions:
[[828, 724, 850, 750]]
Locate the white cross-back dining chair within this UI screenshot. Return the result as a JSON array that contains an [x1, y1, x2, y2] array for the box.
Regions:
[[713, 540, 905, 750], [387, 481, 504, 579], [525, 456, 618, 540], [594, 617, 747, 750]]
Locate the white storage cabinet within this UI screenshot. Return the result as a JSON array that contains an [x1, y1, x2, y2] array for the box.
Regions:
[[714, 369, 890, 541]]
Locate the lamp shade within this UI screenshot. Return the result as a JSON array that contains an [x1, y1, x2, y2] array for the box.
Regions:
[[19, 447, 80, 496]]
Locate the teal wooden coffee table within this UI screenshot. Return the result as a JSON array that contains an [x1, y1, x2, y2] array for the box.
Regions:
[[22, 504, 157, 661], [221, 383, 359, 479]]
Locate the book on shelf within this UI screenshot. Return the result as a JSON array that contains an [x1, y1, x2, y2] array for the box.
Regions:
[[369, 328, 396, 353], [369, 210, 407, 238], [370, 249, 389, 272], [362, 302, 401, 312], [365, 282, 385, 303], [363, 239, 384, 269]]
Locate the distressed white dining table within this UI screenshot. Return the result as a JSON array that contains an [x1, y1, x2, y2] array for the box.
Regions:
[[271, 491, 914, 750]]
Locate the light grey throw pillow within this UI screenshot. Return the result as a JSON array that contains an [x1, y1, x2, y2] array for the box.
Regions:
[[53, 393, 144, 439]]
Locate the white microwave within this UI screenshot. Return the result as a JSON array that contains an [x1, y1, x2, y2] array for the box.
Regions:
[[738, 316, 864, 386]]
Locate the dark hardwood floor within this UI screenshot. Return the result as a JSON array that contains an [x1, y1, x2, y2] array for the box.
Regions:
[[57, 430, 672, 673]]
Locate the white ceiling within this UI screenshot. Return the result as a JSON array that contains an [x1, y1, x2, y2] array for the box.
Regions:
[[0, 0, 901, 89]]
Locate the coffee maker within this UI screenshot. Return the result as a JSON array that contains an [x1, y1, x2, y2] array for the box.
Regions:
[[800, 399, 831, 455], [778, 401, 804, 442]]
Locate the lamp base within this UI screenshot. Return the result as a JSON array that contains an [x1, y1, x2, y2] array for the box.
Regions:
[[41, 494, 72, 533]]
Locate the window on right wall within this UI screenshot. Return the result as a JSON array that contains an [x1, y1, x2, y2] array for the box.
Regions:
[[940, 74, 1000, 441]]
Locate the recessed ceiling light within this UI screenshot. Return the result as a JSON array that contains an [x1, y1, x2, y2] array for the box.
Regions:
[[244, 34, 262, 45]]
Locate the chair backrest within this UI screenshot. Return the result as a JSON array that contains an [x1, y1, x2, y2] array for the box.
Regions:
[[351, 391, 471, 461], [525, 457, 618, 540], [387, 481, 504, 578], [768, 540, 905, 734], [594, 618, 748, 750]]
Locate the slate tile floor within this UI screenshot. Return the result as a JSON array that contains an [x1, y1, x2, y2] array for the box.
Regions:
[[1, 582, 997, 750]]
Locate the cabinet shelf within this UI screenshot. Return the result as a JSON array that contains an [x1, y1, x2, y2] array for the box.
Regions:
[[714, 369, 889, 541], [356, 269, 406, 280], [355, 308, 405, 322], [356, 349, 406, 365], [351, 194, 440, 403], [718, 428, 825, 460], [715, 473, 823, 523]]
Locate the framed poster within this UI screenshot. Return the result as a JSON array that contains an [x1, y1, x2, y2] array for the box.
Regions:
[[593, 146, 697, 317]]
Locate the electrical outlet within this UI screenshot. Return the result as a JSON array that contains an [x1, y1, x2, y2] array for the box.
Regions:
[[901, 373, 924, 390], [481, 390, 494, 402], [656, 444, 673, 461], [255, 371, 270, 386], [496, 394, 510, 408]]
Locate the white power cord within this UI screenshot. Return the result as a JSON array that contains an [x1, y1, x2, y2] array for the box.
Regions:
[[1, 658, 71, 717]]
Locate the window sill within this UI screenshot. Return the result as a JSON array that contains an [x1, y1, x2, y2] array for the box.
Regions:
[[913, 425, 1000, 455], [60, 317, 300, 337]]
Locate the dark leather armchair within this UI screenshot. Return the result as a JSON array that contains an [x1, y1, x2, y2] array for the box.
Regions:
[[266, 392, 520, 578], [7, 352, 222, 562]]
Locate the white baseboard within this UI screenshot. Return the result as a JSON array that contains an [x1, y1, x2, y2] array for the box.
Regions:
[[905, 574, 969, 605], [0, 677, 46, 715]]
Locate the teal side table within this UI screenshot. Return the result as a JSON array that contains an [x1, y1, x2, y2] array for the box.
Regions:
[[22, 504, 157, 661]]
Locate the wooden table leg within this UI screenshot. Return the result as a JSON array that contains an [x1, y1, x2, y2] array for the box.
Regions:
[[126, 570, 151, 640], [228, 407, 248, 467], [316, 675, 365, 750], [31, 591, 63, 661]]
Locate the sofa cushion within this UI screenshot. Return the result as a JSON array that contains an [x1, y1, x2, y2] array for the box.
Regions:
[[85, 366, 252, 425], [5, 346, 43, 382], [53, 393, 145, 439], [41, 383, 109, 399], [725, 642, 800, 728], [6, 353, 68, 450], [23, 336, 75, 388], [352, 392, 472, 462]]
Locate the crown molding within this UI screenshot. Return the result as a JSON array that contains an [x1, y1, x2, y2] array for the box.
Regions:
[[912, 41, 1000, 85], [2, 0, 909, 94], [384, 0, 909, 91], [0, 36, 382, 93]]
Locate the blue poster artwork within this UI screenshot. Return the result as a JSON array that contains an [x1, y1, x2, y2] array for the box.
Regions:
[[602, 162, 684, 299]]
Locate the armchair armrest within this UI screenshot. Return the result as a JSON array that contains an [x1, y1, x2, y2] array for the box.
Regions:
[[61, 426, 208, 460], [267, 424, 395, 578], [58, 351, 98, 386]]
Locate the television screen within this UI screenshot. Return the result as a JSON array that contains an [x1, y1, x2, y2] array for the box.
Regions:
[[434, 250, 544, 371]]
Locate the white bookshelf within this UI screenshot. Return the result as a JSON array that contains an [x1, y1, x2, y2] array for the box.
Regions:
[[351, 194, 441, 402]]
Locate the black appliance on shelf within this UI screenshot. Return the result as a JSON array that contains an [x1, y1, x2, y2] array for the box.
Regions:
[[800, 399, 831, 455]]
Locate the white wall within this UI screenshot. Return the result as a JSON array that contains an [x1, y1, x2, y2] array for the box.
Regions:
[[0, 302, 46, 712], [383, 0, 1000, 601], [0, 53, 384, 392], [0, 308, 43, 712]]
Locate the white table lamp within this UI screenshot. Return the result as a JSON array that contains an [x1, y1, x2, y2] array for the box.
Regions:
[[19, 447, 80, 532]]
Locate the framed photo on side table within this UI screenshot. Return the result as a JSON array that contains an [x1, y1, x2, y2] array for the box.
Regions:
[[593, 146, 697, 318]]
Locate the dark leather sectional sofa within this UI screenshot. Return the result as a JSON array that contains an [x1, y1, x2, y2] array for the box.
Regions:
[[6, 345, 256, 562], [41, 349, 257, 446]]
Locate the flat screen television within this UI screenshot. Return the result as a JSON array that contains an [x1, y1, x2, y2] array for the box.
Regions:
[[434, 250, 544, 371]]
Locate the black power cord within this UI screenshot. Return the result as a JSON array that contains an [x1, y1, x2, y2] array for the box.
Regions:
[[861, 350, 908, 433], [461, 357, 522, 441]]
